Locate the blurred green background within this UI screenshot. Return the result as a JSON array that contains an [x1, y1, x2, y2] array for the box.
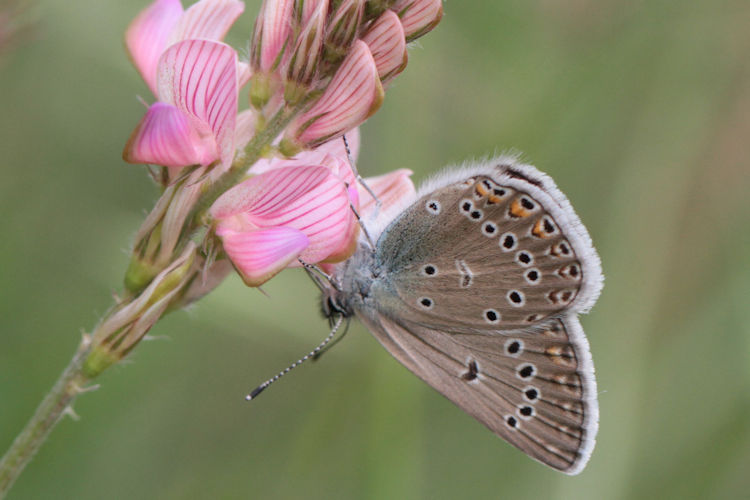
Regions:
[[2, 0, 749, 498]]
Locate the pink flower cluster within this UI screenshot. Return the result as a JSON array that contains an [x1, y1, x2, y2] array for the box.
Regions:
[[121, 0, 441, 286]]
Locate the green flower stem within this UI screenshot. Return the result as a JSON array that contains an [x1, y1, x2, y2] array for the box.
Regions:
[[0, 339, 91, 497], [0, 102, 311, 499]]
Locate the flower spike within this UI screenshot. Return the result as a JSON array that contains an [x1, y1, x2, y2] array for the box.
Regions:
[[283, 41, 383, 151]]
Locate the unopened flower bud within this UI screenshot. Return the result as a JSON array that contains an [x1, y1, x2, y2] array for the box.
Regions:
[[285, 0, 327, 89], [361, 10, 407, 83], [364, 0, 399, 20], [250, 0, 294, 73], [392, 0, 443, 41], [283, 40, 383, 150], [85, 243, 197, 377], [324, 0, 365, 64]]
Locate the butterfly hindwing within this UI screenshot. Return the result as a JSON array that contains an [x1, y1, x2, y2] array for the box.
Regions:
[[362, 311, 598, 475]]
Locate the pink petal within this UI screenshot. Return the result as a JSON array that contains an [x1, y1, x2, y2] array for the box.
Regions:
[[157, 40, 239, 170], [298, 0, 328, 26], [123, 102, 214, 169], [248, 128, 359, 182], [361, 10, 407, 82], [312, 127, 360, 164], [359, 168, 415, 217], [290, 41, 383, 147], [392, 0, 443, 41], [211, 166, 355, 263], [125, 0, 184, 96], [234, 109, 257, 150], [237, 61, 252, 88], [216, 226, 309, 286], [168, 0, 244, 45], [285, 0, 327, 85], [251, 0, 295, 72], [325, 0, 365, 51]]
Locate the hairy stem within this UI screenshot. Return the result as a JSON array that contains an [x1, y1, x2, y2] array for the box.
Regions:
[[0, 103, 311, 499], [0, 339, 92, 497]]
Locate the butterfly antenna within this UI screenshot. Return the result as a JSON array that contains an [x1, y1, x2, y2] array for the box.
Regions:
[[313, 316, 350, 361], [342, 134, 382, 219], [246, 314, 345, 401]]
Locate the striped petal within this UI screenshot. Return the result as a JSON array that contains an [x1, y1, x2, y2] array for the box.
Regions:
[[250, 0, 294, 72], [122, 102, 215, 169], [157, 40, 239, 170], [248, 128, 359, 186], [392, 0, 443, 41], [361, 10, 407, 82], [125, 0, 183, 95], [167, 0, 244, 45], [359, 168, 415, 217], [289, 41, 383, 148], [211, 165, 355, 264], [216, 226, 309, 286]]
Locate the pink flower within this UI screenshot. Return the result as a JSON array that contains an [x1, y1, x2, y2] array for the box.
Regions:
[[126, 0, 246, 96], [283, 40, 383, 151], [123, 39, 242, 173], [210, 165, 358, 286]]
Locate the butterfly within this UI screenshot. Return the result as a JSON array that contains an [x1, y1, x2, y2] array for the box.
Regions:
[[319, 157, 603, 474]]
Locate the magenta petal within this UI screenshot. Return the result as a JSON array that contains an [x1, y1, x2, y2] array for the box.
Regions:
[[292, 41, 383, 147], [157, 40, 238, 170], [125, 0, 184, 95], [393, 0, 443, 41], [211, 166, 355, 263], [123, 102, 210, 169], [362, 10, 407, 81], [169, 0, 244, 45], [252, 0, 295, 72], [217, 226, 309, 286]]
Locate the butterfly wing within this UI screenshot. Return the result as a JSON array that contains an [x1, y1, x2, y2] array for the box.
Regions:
[[374, 161, 602, 332], [358, 311, 598, 474]]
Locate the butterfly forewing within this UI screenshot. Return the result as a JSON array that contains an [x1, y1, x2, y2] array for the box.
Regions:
[[376, 168, 592, 332], [364, 312, 597, 474]]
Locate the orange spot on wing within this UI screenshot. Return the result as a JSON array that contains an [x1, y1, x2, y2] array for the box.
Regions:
[[509, 198, 532, 218]]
